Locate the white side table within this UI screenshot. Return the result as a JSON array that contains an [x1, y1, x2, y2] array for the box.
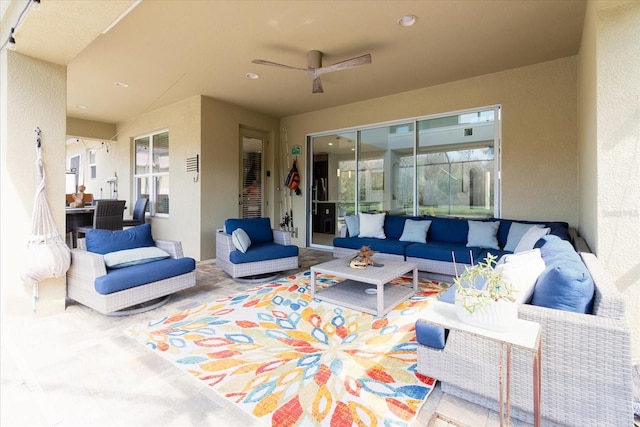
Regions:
[[421, 301, 542, 427]]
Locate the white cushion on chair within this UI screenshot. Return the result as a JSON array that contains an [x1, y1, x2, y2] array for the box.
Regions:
[[104, 246, 170, 269]]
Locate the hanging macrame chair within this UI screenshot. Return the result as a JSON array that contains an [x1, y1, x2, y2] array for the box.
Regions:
[[20, 128, 71, 311]]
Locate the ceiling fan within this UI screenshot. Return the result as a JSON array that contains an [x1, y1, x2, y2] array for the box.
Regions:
[[252, 50, 372, 94]]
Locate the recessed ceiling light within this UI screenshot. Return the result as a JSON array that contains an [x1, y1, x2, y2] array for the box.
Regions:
[[328, 142, 333, 146], [246, 72, 260, 79], [114, 81, 129, 88], [398, 15, 417, 27], [76, 104, 87, 109]]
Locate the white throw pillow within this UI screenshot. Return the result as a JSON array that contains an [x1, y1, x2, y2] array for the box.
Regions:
[[466, 220, 500, 249], [399, 219, 431, 243], [514, 226, 550, 253], [504, 223, 545, 252], [104, 246, 170, 269], [358, 212, 386, 239], [232, 228, 252, 253], [495, 248, 546, 303]]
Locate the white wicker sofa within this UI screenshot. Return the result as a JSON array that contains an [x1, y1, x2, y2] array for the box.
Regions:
[[416, 249, 633, 426], [67, 224, 196, 315]]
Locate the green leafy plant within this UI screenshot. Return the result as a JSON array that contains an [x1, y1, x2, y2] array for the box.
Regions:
[[454, 253, 515, 314]]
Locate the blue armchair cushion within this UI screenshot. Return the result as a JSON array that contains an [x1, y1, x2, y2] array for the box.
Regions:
[[232, 228, 251, 253], [94, 257, 195, 295], [229, 242, 299, 264], [225, 217, 273, 244], [86, 223, 155, 255]]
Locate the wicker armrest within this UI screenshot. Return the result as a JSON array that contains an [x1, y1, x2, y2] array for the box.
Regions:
[[68, 249, 107, 281], [154, 239, 184, 259], [273, 229, 292, 245], [215, 229, 234, 261]]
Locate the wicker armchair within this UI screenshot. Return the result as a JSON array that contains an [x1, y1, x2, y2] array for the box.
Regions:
[[67, 238, 196, 315], [216, 218, 298, 280]]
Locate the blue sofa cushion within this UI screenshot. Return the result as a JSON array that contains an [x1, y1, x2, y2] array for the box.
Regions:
[[86, 223, 155, 255], [229, 242, 299, 264], [415, 320, 447, 349], [225, 217, 273, 244], [94, 257, 196, 295], [425, 216, 469, 244], [333, 237, 411, 256], [405, 241, 484, 264], [531, 237, 595, 313]]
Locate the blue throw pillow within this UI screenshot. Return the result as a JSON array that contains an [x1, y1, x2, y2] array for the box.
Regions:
[[531, 265, 595, 313], [86, 223, 155, 255], [231, 228, 251, 253], [466, 220, 500, 249], [399, 219, 432, 243], [344, 215, 359, 237]]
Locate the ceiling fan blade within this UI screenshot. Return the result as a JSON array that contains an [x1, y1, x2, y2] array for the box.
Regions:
[[312, 77, 324, 94], [251, 59, 307, 72], [315, 54, 372, 76]]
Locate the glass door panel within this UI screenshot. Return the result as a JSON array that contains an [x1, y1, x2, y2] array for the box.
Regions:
[[417, 108, 498, 217], [357, 122, 414, 215], [240, 135, 264, 218], [309, 131, 356, 248]]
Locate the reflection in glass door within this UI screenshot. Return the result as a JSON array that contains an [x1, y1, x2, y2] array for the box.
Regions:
[[240, 133, 265, 218], [308, 131, 356, 248]]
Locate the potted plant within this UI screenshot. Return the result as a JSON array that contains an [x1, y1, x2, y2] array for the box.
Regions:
[[453, 253, 517, 332]]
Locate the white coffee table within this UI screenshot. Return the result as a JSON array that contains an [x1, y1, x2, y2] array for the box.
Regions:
[[310, 257, 418, 317]]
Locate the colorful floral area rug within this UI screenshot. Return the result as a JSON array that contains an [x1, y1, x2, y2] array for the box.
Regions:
[[125, 271, 449, 426]]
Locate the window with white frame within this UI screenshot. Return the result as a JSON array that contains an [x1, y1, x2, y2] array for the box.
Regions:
[[133, 130, 169, 216]]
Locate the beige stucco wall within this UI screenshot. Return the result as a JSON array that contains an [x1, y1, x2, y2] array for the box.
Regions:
[[200, 96, 280, 260], [1, 51, 67, 316], [98, 96, 203, 259], [595, 1, 640, 361], [281, 57, 579, 247], [86, 95, 280, 261]]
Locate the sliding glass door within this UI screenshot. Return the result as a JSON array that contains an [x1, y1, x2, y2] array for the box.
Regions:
[[307, 106, 500, 248]]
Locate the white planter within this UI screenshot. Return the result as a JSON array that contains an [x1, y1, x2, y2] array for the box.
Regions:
[[454, 292, 518, 332]]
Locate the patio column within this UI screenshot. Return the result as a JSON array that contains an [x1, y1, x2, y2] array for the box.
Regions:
[[1, 50, 68, 316]]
